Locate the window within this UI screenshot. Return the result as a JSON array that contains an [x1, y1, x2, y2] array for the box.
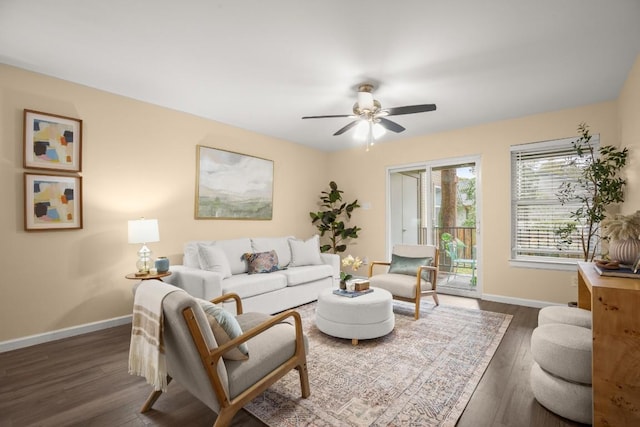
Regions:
[[510, 135, 599, 263]]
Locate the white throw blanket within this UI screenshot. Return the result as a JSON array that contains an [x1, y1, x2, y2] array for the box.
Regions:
[[128, 280, 182, 392]]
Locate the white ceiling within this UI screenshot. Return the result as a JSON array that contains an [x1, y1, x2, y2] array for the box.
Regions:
[[1, 1, 639, 152]]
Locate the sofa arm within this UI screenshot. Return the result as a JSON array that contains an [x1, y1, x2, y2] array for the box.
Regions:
[[164, 265, 224, 300], [320, 253, 340, 279]]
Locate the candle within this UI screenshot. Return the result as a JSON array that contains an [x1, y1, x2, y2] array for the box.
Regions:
[[149, 267, 158, 275]]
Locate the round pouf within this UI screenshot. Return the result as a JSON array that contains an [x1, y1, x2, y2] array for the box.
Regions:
[[538, 305, 592, 329], [315, 287, 394, 345], [531, 324, 592, 384], [530, 323, 592, 424], [530, 362, 592, 425]]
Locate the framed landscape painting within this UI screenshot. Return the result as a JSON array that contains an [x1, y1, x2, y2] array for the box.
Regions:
[[196, 146, 273, 220], [25, 173, 83, 230], [24, 109, 82, 172]]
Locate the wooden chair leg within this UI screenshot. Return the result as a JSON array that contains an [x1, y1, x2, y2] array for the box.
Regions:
[[140, 376, 172, 412], [414, 294, 421, 320], [213, 407, 239, 427], [432, 292, 440, 306], [141, 390, 163, 413], [297, 362, 311, 398]]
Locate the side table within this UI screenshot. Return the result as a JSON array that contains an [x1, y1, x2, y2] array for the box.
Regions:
[[125, 271, 172, 281], [577, 262, 640, 426]]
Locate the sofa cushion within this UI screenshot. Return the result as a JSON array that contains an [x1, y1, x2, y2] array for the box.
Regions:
[[216, 238, 253, 275], [197, 244, 232, 278], [279, 264, 334, 286], [222, 273, 287, 300], [288, 235, 323, 267], [184, 240, 211, 268], [225, 318, 297, 399], [251, 236, 293, 267], [369, 273, 434, 299], [243, 250, 281, 274], [197, 298, 249, 361]]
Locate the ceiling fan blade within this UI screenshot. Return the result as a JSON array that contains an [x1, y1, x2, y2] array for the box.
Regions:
[[379, 118, 406, 133], [302, 114, 352, 119], [386, 104, 437, 116], [333, 121, 359, 136]]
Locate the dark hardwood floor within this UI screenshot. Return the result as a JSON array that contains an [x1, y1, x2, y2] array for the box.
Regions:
[[0, 295, 588, 427]]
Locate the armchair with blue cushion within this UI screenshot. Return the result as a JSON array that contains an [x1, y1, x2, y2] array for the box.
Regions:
[[368, 244, 440, 320]]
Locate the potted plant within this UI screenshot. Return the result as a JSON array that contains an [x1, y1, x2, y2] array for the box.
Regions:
[[309, 181, 361, 254], [601, 210, 640, 264], [339, 254, 363, 289], [555, 123, 628, 261]]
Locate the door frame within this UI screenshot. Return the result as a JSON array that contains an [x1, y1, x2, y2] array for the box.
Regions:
[[386, 155, 482, 297], [385, 162, 427, 256]]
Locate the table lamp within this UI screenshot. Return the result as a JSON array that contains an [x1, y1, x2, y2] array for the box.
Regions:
[[128, 218, 160, 274]]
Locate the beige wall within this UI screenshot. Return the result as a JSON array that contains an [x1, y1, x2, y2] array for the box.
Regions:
[[0, 64, 329, 342], [1, 54, 638, 343], [619, 55, 640, 214]]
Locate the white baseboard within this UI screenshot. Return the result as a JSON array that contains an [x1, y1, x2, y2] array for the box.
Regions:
[[0, 293, 567, 353], [0, 315, 132, 353], [481, 293, 566, 309]]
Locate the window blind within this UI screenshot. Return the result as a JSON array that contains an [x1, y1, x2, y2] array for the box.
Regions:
[[510, 135, 599, 261]]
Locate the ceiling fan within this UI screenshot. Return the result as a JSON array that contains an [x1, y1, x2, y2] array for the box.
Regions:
[[301, 83, 437, 138]]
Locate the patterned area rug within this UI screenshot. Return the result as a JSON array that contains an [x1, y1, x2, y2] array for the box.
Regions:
[[244, 300, 512, 427]]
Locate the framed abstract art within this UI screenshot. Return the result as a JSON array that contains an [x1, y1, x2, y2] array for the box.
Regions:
[[24, 173, 83, 230], [24, 109, 83, 172], [195, 146, 273, 220]]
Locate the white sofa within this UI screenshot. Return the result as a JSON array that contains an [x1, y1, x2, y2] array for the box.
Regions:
[[165, 235, 339, 314]]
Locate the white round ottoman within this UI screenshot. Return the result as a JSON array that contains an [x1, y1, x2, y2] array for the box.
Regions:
[[315, 287, 395, 345], [530, 362, 592, 425], [530, 323, 592, 424], [538, 305, 592, 329]]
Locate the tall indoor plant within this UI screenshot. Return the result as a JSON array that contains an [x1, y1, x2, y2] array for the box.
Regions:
[[309, 181, 361, 254], [555, 123, 628, 261]]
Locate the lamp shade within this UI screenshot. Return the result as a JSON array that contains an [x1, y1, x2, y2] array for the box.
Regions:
[[372, 122, 386, 139], [128, 218, 160, 244], [353, 120, 369, 141]]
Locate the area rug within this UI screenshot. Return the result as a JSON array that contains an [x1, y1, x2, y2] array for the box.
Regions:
[[244, 300, 512, 427]]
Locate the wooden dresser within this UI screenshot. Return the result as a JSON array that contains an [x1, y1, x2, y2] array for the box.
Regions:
[[577, 262, 640, 426]]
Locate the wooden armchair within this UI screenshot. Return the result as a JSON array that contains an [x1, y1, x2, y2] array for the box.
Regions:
[[140, 288, 310, 426], [368, 244, 440, 319]]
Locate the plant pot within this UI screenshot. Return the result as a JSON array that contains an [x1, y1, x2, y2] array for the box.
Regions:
[[608, 239, 640, 265]]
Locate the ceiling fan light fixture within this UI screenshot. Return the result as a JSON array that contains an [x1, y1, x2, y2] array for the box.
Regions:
[[357, 89, 374, 111], [372, 122, 386, 139], [301, 82, 436, 149], [353, 120, 369, 141]]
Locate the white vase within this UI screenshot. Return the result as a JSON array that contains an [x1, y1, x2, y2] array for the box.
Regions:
[[608, 238, 640, 265]]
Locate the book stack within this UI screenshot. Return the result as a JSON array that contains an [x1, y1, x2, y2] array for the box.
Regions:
[[593, 264, 640, 279], [333, 288, 374, 298]]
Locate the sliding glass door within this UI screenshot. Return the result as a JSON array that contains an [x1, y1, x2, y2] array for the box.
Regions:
[[388, 156, 481, 298]]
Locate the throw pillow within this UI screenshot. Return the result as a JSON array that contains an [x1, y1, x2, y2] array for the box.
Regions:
[[288, 235, 323, 267], [388, 254, 433, 281], [243, 250, 281, 274], [251, 236, 293, 267], [197, 244, 232, 278], [197, 298, 249, 361]]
